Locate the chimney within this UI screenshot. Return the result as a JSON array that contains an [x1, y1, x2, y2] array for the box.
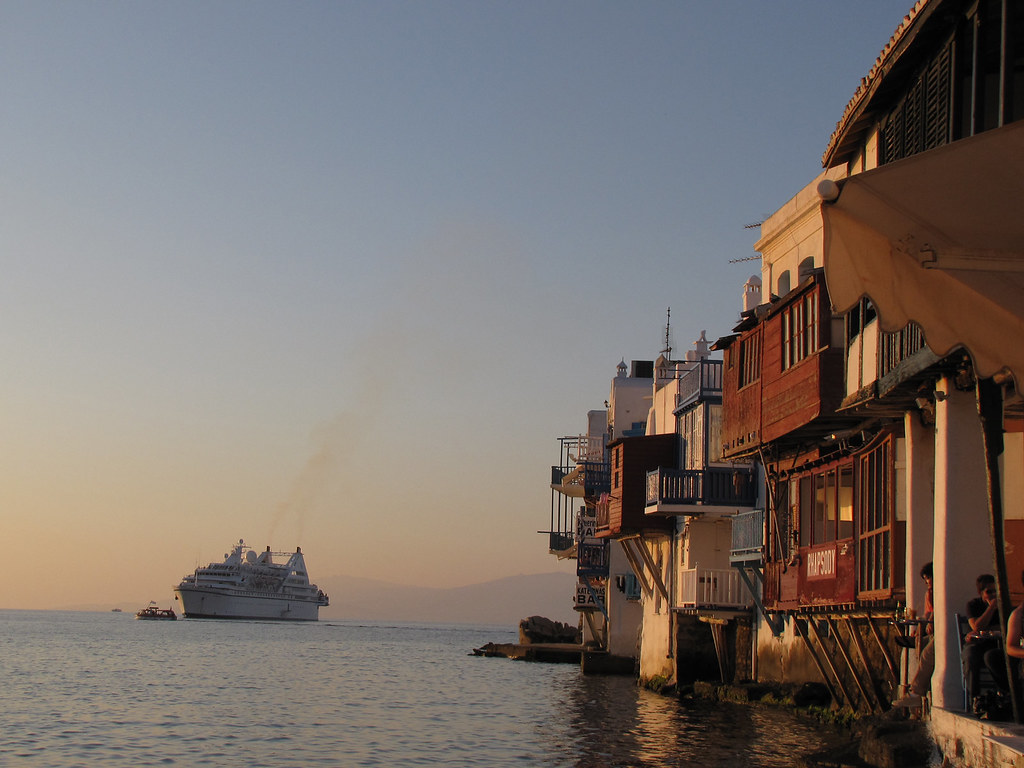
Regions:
[[743, 275, 762, 313]]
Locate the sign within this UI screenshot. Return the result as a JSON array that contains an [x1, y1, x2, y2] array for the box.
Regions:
[[575, 578, 606, 610], [805, 545, 837, 580]]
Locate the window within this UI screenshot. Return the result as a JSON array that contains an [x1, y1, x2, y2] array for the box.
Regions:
[[768, 480, 792, 562], [782, 290, 819, 370], [882, 1, 1024, 164], [738, 332, 761, 388], [792, 462, 854, 548], [777, 270, 791, 297], [845, 298, 876, 344], [858, 436, 894, 596], [624, 573, 642, 601]]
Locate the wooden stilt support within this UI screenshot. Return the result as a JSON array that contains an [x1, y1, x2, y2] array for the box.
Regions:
[[806, 616, 859, 710], [865, 615, 899, 685], [700, 616, 730, 683], [793, 616, 845, 708], [633, 537, 670, 603], [619, 539, 653, 598], [823, 616, 874, 713], [843, 617, 885, 712]]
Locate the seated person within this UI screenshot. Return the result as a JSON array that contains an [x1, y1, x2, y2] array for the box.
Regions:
[[963, 573, 1007, 702], [1003, 571, 1024, 688], [909, 562, 934, 698]]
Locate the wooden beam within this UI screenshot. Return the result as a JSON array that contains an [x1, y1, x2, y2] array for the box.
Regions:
[[633, 537, 670, 603], [823, 615, 874, 713], [844, 617, 885, 711], [806, 616, 859, 710], [793, 616, 844, 707], [618, 539, 653, 598], [865, 615, 899, 685]]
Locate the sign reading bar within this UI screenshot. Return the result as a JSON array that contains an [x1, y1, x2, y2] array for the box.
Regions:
[[575, 578, 606, 610]]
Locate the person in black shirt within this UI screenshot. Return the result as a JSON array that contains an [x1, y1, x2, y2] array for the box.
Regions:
[[963, 573, 1007, 704]]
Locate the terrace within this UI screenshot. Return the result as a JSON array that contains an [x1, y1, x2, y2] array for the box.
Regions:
[[645, 466, 758, 516]]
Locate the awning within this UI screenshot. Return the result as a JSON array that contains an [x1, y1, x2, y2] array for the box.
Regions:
[[822, 120, 1024, 385]]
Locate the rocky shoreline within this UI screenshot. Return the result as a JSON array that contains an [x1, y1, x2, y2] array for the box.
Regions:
[[673, 681, 936, 768]]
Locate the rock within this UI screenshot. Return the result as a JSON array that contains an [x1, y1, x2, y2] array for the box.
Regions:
[[518, 615, 580, 644], [793, 682, 833, 708]]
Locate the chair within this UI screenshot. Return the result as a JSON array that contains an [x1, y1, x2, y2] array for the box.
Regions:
[[956, 612, 999, 711]]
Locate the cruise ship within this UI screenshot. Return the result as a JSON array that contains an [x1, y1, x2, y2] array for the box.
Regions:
[[174, 539, 329, 621]]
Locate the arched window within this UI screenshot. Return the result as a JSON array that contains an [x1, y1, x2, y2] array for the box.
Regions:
[[776, 270, 791, 297]]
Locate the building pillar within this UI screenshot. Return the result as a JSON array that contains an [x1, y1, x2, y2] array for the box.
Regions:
[[904, 411, 935, 615], [931, 376, 991, 711]]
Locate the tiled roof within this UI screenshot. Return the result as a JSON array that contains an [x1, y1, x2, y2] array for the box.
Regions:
[[822, 1, 929, 167]]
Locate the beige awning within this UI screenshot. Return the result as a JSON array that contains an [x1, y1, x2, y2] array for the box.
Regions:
[[822, 120, 1024, 385]]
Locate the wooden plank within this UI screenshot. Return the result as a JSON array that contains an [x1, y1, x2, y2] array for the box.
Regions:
[[793, 616, 845, 707]]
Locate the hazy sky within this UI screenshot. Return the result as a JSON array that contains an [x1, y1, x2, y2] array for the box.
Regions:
[[2, 1, 909, 610]]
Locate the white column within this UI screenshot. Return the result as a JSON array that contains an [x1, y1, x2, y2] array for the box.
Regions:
[[902, 411, 935, 687], [931, 376, 991, 711], [904, 411, 935, 615]]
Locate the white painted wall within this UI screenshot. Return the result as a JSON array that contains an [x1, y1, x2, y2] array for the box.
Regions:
[[638, 536, 674, 683], [606, 542, 643, 660]]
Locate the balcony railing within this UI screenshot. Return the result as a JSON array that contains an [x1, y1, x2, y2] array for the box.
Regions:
[[675, 359, 723, 411], [878, 323, 927, 379], [677, 567, 750, 609], [551, 461, 610, 497], [646, 466, 757, 508], [577, 541, 609, 577], [729, 508, 765, 564]]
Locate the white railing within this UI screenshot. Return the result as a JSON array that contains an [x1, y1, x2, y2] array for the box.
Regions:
[[677, 567, 751, 609], [570, 434, 607, 464]]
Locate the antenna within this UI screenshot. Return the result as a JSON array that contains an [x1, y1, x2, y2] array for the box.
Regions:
[[662, 307, 672, 359]]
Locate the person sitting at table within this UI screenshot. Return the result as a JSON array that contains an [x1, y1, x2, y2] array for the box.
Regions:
[[1002, 570, 1024, 693], [908, 561, 934, 698], [963, 573, 1007, 703]]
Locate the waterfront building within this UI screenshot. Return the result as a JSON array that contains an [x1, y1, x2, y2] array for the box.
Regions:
[[543, 1, 1023, 761], [715, 0, 1024, 763], [639, 335, 760, 687], [815, 1, 1024, 759], [718, 174, 910, 708], [547, 361, 655, 672], [547, 339, 761, 684]]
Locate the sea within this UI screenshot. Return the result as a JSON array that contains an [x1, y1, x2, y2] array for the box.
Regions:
[[0, 610, 851, 767]]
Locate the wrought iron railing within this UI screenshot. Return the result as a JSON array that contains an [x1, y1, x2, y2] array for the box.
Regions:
[[646, 466, 757, 508], [577, 541, 609, 577], [675, 359, 724, 411], [729, 508, 765, 563], [677, 567, 750, 609]]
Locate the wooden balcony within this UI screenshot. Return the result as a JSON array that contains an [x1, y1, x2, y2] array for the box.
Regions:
[[721, 275, 849, 458], [597, 434, 676, 538], [729, 508, 765, 565], [645, 467, 758, 516], [677, 567, 751, 609]]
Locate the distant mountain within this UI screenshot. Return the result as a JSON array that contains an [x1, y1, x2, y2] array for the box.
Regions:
[[317, 571, 578, 627]]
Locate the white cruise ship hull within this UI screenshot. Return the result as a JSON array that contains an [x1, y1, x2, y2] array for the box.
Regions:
[[175, 586, 321, 621]]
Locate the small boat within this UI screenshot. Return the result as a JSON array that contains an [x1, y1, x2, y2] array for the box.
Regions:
[[111, 608, 123, 613], [136, 602, 177, 621]]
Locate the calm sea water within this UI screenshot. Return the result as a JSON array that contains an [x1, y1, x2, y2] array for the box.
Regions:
[[1, 611, 849, 767]]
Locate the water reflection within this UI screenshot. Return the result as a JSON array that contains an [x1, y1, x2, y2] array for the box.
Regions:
[[558, 674, 847, 768]]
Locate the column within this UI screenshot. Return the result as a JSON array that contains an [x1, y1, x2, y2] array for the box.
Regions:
[[931, 375, 991, 711]]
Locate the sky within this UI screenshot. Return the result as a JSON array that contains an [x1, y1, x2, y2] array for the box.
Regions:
[[1, 1, 912, 611]]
